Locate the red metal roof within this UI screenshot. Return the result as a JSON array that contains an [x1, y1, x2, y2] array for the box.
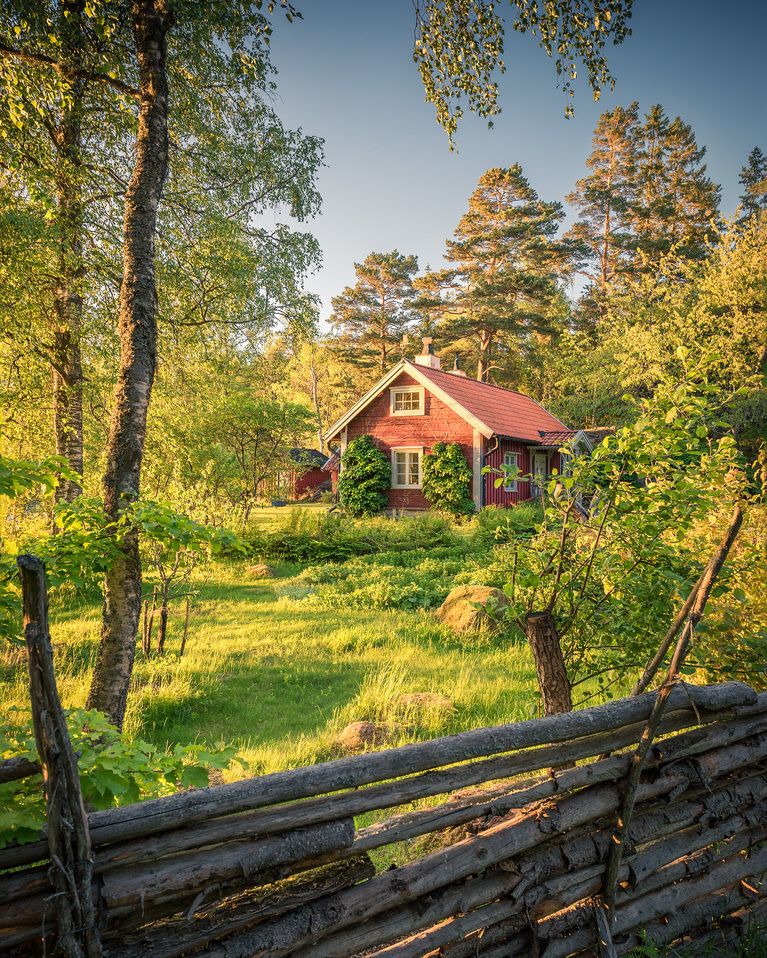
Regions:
[[536, 429, 578, 447], [406, 362, 573, 443]]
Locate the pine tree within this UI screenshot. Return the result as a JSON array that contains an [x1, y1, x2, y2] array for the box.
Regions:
[[737, 147, 767, 225], [565, 103, 640, 319], [631, 107, 721, 265], [330, 250, 419, 374], [425, 165, 568, 383], [567, 104, 721, 320]]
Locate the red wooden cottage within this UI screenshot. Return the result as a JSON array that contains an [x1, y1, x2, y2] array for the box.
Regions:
[[323, 341, 591, 512]]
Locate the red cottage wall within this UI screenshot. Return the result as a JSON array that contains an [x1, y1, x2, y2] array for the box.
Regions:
[[484, 441, 562, 507], [293, 466, 327, 496], [484, 440, 531, 506], [345, 372, 476, 510]]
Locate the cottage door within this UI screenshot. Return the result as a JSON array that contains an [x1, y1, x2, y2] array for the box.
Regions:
[[532, 453, 547, 498]]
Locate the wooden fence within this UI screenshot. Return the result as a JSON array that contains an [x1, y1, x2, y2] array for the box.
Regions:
[[5, 552, 767, 957], [3, 675, 766, 957]]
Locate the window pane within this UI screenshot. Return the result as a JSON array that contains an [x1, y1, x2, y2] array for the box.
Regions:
[[394, 390, 420, 411], [395, 451, 406, 484], [503, 452, 519, 492], [408, 452, 419, 485]]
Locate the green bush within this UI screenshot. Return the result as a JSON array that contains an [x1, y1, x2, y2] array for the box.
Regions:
[[338, 435, 391, 517], [296, 542, 493, 611], [256, 509, 375, 563], [254, 509, 460, 565], [421, 441, 474, 517], [0, 708, 239, 847], [473, 502, 544, 544]]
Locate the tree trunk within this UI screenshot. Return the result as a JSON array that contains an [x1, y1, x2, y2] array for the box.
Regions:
[[476, 329, 493, 383], [87, 0, 173, 729], [156, 586, 169, 656], [52, 0, 85, 503], [525, 611, 572, 716]]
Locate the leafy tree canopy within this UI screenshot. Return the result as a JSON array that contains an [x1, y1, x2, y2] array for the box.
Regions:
[[414, 0, 634, 145]]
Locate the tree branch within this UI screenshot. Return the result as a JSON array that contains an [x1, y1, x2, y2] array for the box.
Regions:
[[0, 42, 139, 98]]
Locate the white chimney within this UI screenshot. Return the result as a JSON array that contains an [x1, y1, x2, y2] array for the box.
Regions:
[[413, 336, 440, 370]]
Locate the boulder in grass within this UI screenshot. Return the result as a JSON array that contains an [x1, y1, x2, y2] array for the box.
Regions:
[[336, 721, 392, 753], [435, 585, 510, 634], [246, 563, 277, 579]]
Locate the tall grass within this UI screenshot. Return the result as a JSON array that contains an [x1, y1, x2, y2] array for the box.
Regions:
[[1, 558, 547, 778]]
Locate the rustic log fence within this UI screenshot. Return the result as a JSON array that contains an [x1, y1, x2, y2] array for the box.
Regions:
[[3, 554, 766, 957]]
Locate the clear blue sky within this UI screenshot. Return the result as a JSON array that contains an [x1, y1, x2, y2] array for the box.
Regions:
[[266, 0, 766, 326]]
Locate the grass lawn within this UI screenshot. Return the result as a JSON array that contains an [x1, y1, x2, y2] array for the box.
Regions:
[[2, 556, 546, 779]]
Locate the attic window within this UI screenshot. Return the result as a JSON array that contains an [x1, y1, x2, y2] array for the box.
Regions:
[[390, 386, 424, 416]]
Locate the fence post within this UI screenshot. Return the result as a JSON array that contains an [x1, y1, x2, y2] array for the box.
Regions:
[[18, 554, 102, 958]]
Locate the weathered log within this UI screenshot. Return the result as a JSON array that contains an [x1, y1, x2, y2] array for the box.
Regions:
[[0, 754, 40, 783], [437, 835, 767, 958], [603, 509, 744, 920], [272, 878, 525, 958], [100, 818, 354, 918], [427, 918, 532, 958], [4, 732, 765, 950], [257, 751, 767, 957], [1, 681, 751, 871], [18, 554, 102, 958], [335, 715, 767, 862], [71, 715, 676, 872], [196, 775, 685, 958], [3, 709, 760, 921], [4, 690, 761, 875], [538, 842, 767, 957], [651, 898, 767, 958], [288, 781, 767, 958], [4, 726, 764, 944], [0, 820, 354, 944], [100, 856, 376, 958]]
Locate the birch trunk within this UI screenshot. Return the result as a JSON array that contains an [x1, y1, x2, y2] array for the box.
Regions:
[[87, 0, 172, 729]]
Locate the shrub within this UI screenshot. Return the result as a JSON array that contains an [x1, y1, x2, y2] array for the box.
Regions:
[[421, 442, 474, 517], [473, 502, 544, 544], [338, 436, 391, 517], [0, 708, 239, 847], [255, 510, 461, 565]]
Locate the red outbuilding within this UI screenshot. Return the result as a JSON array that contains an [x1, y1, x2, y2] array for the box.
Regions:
[[323, 340, 591, 512]]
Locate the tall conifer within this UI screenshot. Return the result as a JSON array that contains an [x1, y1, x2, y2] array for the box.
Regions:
[[567, 103, 721, 320], [738, 147, 767, 225], [424, 165, 567, 383], [566, 103, 640, 314], [330, 250, 419, 374]]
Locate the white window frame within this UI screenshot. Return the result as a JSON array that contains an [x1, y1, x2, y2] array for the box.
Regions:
[[391, 447, 423, 488], [503, 451, 520, 493], [389, 386, 425, 417]]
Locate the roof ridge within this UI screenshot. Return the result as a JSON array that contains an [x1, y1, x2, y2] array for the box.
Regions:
[[403, 360, 570, 428]]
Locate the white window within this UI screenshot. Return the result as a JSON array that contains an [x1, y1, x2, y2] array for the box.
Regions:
[[503, 451, 520, 493], [392, 447, 423, 488], [390, 386, 424, 416]]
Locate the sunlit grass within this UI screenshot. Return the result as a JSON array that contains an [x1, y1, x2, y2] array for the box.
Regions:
[[2, 556, 611, 780]]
